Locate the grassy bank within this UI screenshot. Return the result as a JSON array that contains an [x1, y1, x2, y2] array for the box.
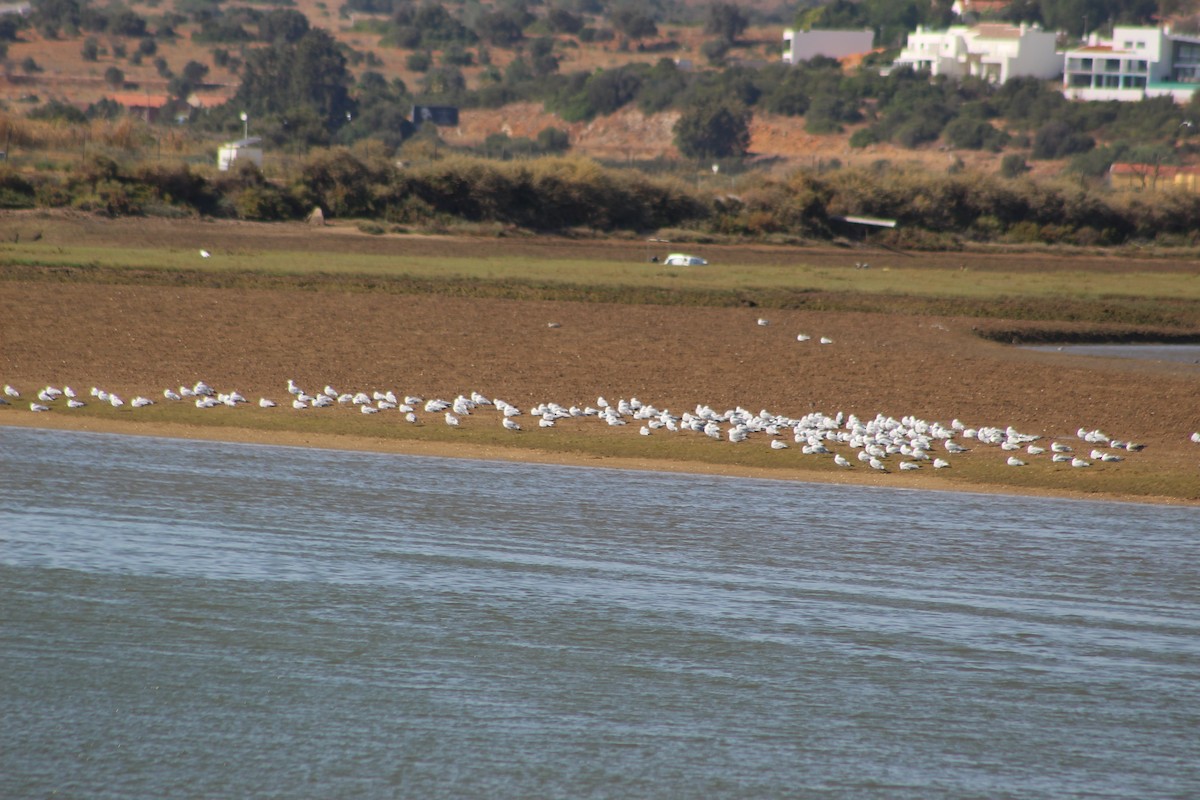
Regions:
[[4, 235, 1200, 330]]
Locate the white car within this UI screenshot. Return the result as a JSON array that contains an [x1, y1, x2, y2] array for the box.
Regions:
[[662, 253, 708, 266]]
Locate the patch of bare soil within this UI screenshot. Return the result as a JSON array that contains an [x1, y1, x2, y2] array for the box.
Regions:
[[448, 104, 1039, 175]]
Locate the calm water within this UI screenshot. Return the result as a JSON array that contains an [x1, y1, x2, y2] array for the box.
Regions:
[[1026, 343, 1200, 365], [2, 427, 1199, 799]]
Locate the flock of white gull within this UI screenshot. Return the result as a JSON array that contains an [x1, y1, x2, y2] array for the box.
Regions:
[[5, 377, 1196, 474]]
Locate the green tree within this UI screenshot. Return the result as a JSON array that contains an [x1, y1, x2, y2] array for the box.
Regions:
[[1032, 120, 1094, 159], [546, 8, 583, 33], [28, 99, 87, 123], [701, 39, 730, 65], [475, 9, 527, 45], [258, 9, 310, 43], [674, 99, 751, 160], [230, 28, 355, 144], [409, 5, 476, 46], [104, 65, 125, 88], [109, 9, 147, 37], [441, 44, 474, 66], [406, 50, 432, 71], [636, 58, 689, 114], [943, 117, 1009, 150], [81, 37, 99, 61], [611, 6, 657, 41], [30, 0, 81, 37], [420, 66, 467, 99], [87, 98, 124, 120], [529, 37, 559, 75], [1000, 153, 1030, 178], [705, 2, 748, 44], [537, 126, 570, 153], [168, 58, 207, 100], [341, 71, 414, 149]]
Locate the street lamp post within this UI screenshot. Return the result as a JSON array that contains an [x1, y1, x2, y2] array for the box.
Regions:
[[240, 111, 248, 140]]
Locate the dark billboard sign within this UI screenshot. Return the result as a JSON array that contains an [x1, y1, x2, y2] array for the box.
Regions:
[[412, 105, 459, 126]]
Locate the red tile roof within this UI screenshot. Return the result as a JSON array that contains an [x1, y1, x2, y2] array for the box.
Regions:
[[108, 92, 170, 108]]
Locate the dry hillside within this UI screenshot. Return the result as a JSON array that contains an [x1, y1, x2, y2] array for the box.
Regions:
[[0, 3, 1050, 174]]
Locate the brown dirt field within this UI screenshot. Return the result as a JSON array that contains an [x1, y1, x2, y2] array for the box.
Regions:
[[2, 215, 1199, 504]]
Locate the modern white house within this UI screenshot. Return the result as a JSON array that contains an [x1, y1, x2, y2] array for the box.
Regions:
[[782, 28, 875, 64], [216, 137, 263, 171], [1062, 26, 1200, 102], [891, 23, 1060, 83]]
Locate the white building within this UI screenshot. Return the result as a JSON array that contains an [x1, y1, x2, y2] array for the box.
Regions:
[[782, 29, 875, 64], [1062, 26, 1200, 102], [217, 137, 263, 172], [891, 23, 1060, 83]]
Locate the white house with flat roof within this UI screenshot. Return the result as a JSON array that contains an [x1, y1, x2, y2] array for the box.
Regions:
[[782, 29, 875, 64], [217, 137, 263, 171], [1062, 26, 1200, 102], [891, 23, 1060, 83]]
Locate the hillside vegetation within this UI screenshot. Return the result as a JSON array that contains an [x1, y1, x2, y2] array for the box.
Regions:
[[3, 0, 1200, 245]]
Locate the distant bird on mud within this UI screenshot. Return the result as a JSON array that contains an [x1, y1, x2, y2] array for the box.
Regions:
[[200, 249, 211, 258]]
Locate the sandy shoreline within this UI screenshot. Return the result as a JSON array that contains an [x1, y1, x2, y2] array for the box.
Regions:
[[6, 414, 1195, 507]]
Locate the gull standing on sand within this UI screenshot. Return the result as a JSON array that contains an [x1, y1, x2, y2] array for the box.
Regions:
[[4, 384, 19, 398]]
